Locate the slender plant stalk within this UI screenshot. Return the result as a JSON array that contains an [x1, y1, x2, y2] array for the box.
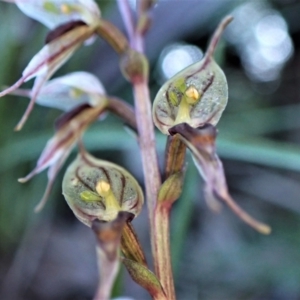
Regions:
[[117, 3, 162, 217], [154, 202, 175, 300], [92, 214, 132, 300], [96, 19, 129, 54], [97, 5, 164, 295], [94, 246, 119, 300], [152, 135, 186, 299], [107, 96, 137, 129], [132, 80, 161, 222], [116, 0, 135, 47], [117, 2, 180, 298]]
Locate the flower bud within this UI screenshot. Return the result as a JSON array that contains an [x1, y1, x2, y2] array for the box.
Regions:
[[120, 49, 149, 83], [62, 151, 144, 226], [153, 16, 232, 135]]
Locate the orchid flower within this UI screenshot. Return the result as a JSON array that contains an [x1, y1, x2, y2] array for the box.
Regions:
[[63, 149, 144, 299], [10, 71, 106, 111], [152, 16, 271, 234], [0, 0, 101, 130], [63, 149, 144, 226], [18, 100, 108, 212], [153, 17, 232, 135]]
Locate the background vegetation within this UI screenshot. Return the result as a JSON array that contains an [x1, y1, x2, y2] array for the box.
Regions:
[[1, 0, 300, 299]]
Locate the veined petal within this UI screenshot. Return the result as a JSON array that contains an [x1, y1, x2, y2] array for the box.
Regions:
[[40, 71, 106, 108], [14, 72, 106, 111], [14, 72, 50, 131], [0, 23, 93, 94], [34, 145, 73, 212], [18, 103, 108, 210], [169, 123, 271, 234], [31, 104, 108, 177], [52, 71, 105, 95], [23, 24, 94, 82], [14, 0, 100, 28], [153, 16, 233, 135], [62, 149, 144, 226], [0, 24, 95, 129], [18, 137, 71, 184]]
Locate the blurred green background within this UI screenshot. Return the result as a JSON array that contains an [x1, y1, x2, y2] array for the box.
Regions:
[[1, 0, 300, 299]]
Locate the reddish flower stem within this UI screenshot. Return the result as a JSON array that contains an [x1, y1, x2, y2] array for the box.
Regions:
[[117, 2, 177, 298], [132, 80, 161, 224], [154, 202, 175, 300]]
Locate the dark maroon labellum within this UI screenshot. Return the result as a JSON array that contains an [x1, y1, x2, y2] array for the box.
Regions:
[[54, 103, 92, 130], [169, 122, 217, 143], [45, 20, 87, 44]]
